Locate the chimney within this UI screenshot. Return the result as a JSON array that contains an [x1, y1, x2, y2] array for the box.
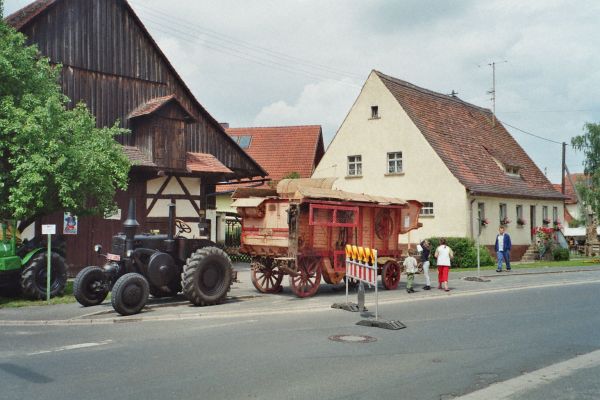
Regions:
[[220, 122, 230, 129]]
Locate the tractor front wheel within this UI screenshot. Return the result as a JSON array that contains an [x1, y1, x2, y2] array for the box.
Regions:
[[21, 252, 67, 300], [182, 247, 232, 306], [111, 273, 149, 316], [73, 266, 109, 306]]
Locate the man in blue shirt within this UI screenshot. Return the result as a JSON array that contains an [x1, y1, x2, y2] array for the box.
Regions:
[[495, 226, 512, 272]]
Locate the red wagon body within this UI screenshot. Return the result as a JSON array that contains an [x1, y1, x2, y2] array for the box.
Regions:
[[233, 179, 422, 297]]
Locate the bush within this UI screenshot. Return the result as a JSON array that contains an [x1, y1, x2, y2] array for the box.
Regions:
[[552, 247, 570, 261], [425, 237, 494, 268]]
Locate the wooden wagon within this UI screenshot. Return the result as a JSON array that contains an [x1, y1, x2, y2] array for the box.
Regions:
[[233, 178, 422, 298]]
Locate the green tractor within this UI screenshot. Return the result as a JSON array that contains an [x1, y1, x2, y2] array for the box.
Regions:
[[0, 221, 67, 299]]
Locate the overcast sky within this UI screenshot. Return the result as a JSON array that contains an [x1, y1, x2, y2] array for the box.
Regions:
[[5, 0, 600, 183]]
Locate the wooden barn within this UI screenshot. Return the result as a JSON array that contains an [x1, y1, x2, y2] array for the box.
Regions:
[[5, 0, 266, 274]]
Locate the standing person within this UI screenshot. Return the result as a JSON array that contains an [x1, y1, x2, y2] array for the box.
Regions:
[[495, 226, 512, 272], [403, 249, 418, 293], [420, 240, 431, 290], [435, 238, 453, 292]]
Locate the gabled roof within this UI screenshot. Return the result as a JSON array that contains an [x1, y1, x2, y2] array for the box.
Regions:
[[127, 95, 195, 121], [375, 71, 565, 200], [5, 0, 266, 179], [217, 125, 325, 191], [553, 173, 587, 204], [122, 145, 156, 167]]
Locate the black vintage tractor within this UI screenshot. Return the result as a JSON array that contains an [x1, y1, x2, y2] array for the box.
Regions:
[[73, 199, 233, 316]]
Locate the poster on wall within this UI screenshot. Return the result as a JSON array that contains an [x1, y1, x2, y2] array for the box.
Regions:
[[63, 212, 78, 235]]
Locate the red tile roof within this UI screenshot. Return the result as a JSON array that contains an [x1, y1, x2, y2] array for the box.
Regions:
[[217, 125, 324, 192], [128, 95, 195, 120], [553, 173, 586, 204], [376, 71, 565, 200], [122, 145, 156, 167], [187, 152, 233, 174]]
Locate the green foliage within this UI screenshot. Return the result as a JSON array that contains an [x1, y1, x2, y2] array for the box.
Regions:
[[571, 122, 600, 218], [552, 247, 570, 261], [0, 21, 130, 222], [282, 171, 301, 179], [425, 237, 494, 268]]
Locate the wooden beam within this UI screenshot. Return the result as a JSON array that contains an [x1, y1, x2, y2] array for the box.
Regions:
[[175, 176, 202, 216], [145, 175, 172, 217]]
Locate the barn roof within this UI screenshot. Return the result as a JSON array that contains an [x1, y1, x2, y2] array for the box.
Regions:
[[375, 70, 566, 200]]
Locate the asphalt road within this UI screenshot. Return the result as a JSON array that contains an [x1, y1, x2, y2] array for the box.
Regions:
[[1, 267, 600, 400]]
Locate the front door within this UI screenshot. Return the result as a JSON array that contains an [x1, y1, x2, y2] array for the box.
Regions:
[[530, 205, 536, 241]]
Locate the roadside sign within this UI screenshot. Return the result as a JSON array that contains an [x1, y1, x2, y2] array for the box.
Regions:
[[42, 224, 56, 235]]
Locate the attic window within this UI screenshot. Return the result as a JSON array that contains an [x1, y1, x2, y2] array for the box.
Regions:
[[371, 106, 380, 119], [505, 165, 521, 177], [231, 135, 252, 149]]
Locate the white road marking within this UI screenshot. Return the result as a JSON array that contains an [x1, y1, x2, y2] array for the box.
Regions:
[[27, 340, 112, 356], [455, 349, 600, 399]]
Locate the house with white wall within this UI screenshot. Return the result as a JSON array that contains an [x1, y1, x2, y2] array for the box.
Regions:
[[312, 70, 566, 260]]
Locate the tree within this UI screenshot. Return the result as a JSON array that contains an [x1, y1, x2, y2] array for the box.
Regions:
[[0, 20, 130, 227], [571, 122, 600, 254]]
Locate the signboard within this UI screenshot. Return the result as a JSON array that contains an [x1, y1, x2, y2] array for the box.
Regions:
[[63, 212, 78, 235], [41, 224, 56, 235]]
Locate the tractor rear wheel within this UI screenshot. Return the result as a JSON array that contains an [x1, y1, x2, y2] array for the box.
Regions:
[[21, 252, 67, 300], [111, 273, 149, 316], [73, 266, 109, 306], [382, 260, 401, 290], [182, 247, 232, 306]]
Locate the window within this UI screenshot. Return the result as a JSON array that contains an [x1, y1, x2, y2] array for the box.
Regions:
[[505, 165, 521, 176], [478, 202, 486, 233], [516, 205, 523, 219], [542, 206, 549, 224], [387, 152, 403, 174], [420, 202, 434, 216], [553, 206, 558, 222], [371, 106, 379, 119], [347, 155, 362, 176], [500, 203, 507, 221], [230, 135, 252, 149]]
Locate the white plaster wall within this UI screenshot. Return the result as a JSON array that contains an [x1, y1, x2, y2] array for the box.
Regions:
[[146, 177, 202, 219], [469, 196, 565, 245], [216, 193, 236, 214], [312, 71, 469, 244]]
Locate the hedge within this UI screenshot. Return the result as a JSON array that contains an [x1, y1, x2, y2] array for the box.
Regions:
[[424, 237, 494, 268]]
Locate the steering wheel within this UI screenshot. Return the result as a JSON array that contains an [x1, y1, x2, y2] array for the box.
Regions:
[[175, 219, 192, 234]]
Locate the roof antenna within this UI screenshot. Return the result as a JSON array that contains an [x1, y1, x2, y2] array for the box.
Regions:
[[448, 90, 459, 98], [479, 60, 507, 127]]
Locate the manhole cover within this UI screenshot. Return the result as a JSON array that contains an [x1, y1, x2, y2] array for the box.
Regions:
[[328, 334, 377, 343]]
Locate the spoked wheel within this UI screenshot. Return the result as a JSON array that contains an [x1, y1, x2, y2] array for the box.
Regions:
[[73, 266, 109, 306], [250, 257, 283, 293], [289, 257, 322, 298], [382, 260, 401, 290]]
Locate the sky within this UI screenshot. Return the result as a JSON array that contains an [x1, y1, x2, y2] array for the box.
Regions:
[[4, 0, 600, 184]]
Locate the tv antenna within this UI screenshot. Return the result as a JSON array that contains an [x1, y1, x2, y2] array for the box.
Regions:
[[481, 60, 507, 127]]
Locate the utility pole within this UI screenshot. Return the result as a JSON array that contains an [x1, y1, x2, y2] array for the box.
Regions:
[[485, 60, 507, 127], [561, 142, 566, 194]]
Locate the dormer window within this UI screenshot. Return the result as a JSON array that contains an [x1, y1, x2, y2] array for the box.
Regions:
[[371, 106, 379, 119], [505, 165, 521, 177]]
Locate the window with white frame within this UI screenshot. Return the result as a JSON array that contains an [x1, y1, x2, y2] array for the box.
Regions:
[[347, 155, 362, 176], [500, 203, 507, 222], [553, 206, 558, 222], [542, 206, 548, 222], [516, 205, 523, 219], [420, 202, 434, 216], [387, 152, 403, 174]]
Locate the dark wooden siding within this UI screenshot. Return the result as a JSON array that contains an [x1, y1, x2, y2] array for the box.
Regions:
[[18, 0, 263, 179]]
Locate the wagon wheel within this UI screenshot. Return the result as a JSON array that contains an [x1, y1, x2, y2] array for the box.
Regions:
[[250, 258, 283, 293], [289, 257, 322, 298], [382, 260, 401, 290], [375, 209, 394, 240]]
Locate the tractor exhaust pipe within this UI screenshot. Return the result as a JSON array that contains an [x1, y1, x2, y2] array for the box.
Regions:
[[165, 202, 176, 252], [123, 198, 139, 253]]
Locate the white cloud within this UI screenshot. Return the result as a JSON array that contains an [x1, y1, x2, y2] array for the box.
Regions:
[[253, 79, 360, 143]]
